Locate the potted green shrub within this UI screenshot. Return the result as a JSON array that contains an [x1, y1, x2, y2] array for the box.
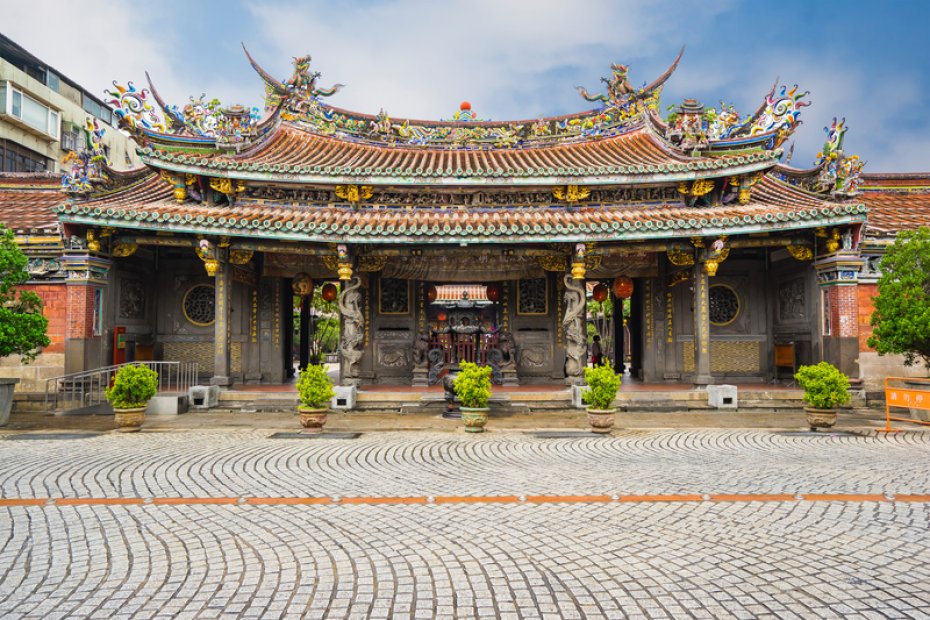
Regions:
[[453, 361, 492, 433], [297, 364, 335, 434], [105, 364, 159, 432], [794, 361, 851, 431], [581, 361, 621, 433]]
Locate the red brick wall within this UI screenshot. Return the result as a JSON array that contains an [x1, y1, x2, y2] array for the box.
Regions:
[[19, 283, 67, 353], [825, 285, 858, 339], [858, 283, 878, 352], [66, 285, 99, 340]]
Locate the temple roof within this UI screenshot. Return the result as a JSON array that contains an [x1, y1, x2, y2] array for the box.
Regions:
[[859, 174, 930, 238], [0, 174, 64, 232], [139, 122, 779, 187], [56, 172, 866, 244]]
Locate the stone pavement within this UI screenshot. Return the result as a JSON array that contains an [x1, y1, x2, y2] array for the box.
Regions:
[[0, 429, 928, 618]]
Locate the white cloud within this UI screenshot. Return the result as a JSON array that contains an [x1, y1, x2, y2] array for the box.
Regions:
[[2, 0, 183, 103], [1, 0, 245, 117], [244, 0, 733, 120], [3, 0, 925, 171]]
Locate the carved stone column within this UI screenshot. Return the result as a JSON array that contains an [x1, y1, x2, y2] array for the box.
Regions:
[[211, 256, 232, 386], [562, 273, 587, 385], [692, 262, 713, 386], [338, 276, 364, 386]]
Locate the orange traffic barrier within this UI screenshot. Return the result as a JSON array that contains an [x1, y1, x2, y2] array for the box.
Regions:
[[879, 376, 930, 433]]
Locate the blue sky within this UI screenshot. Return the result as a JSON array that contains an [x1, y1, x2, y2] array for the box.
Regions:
[[5, 0, 929, 171]]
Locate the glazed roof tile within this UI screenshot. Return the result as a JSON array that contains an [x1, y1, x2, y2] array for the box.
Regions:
[[0, 174, 64, 231], [58, 172, 865, 244], [861, 189, 930, 236], [140, 124, 779, 185]]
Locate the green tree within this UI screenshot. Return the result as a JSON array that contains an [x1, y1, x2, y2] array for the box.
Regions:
[[0, 225, 49, 362], [867, 227, 930, 370]]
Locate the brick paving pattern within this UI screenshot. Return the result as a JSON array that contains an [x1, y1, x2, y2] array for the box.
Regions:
[[0, 430, 928, 618]]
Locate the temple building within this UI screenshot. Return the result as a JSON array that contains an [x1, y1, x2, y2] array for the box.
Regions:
[[6, 46, 922, 400]]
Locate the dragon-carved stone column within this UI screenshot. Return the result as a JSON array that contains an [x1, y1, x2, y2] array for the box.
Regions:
[[562, 273, 587, 385], [338, 276, 365, 386]]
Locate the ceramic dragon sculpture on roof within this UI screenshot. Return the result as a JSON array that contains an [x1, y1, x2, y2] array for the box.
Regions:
[[243, 44, 344, 113], [576, 48, 685, 109]]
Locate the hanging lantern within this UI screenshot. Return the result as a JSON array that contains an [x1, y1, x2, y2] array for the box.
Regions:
[[437, 311, 448, 322], [292, 273, 314, 297], [592, 283, 608, 303], [613, 276, 634, 299], [321, 282, 338, 302], [427, 285, 438, 303], [485, 284, 501, 303]]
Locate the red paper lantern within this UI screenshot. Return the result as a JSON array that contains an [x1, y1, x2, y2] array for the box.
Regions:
[[613, 276, 634, 299], [485, 284, 501, 303], [592, 283, 608, 302], [427, 285, 438, 303], [321, 282, 338, 302], [437, 311, 448, 322]]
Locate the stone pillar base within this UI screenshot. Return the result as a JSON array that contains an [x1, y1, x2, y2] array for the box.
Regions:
[[692, 375, 714, 387], [412, 368, 429, 387], [502, 370, 519, 386], [342, 378, 363, 387], [210, 376, 233, 387]]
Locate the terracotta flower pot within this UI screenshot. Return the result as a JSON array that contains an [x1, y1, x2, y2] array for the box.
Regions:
[[804, 406, 837, 431], [460, 407, 489, 433], [298, 406, 329, 434], [114, 406, 146, 433], [586, 408, 616, 434]]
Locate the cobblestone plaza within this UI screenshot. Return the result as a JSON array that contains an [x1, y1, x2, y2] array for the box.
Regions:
[[0, 429, 928, 618]]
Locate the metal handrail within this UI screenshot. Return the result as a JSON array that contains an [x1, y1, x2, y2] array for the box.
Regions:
[[44, 361, 199, 413]]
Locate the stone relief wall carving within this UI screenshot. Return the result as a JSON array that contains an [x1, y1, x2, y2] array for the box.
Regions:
[[777, 278, 807, 322], [518, 278, 548, 314], [119, 278, 146, 320]]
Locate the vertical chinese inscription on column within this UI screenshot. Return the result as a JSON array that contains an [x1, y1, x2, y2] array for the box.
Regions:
[[250, 289, 258, 344], [273, 279, 280, 346], [556, 276, 564, 344], [699, 275, 709, 354], [215, 274, 226, 355], [359, 290, 371, 348], [644, 280, 654, 347], [501, 282, 510, 331], [666, 291, 674, 344], [417, 282, 425, 333]]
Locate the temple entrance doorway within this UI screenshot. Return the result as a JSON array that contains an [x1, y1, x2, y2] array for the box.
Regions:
[[427, 284, 501, 371]]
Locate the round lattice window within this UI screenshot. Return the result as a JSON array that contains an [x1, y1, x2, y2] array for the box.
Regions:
[[182, 285, 216, 326], [709, 284, 740, 326]]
